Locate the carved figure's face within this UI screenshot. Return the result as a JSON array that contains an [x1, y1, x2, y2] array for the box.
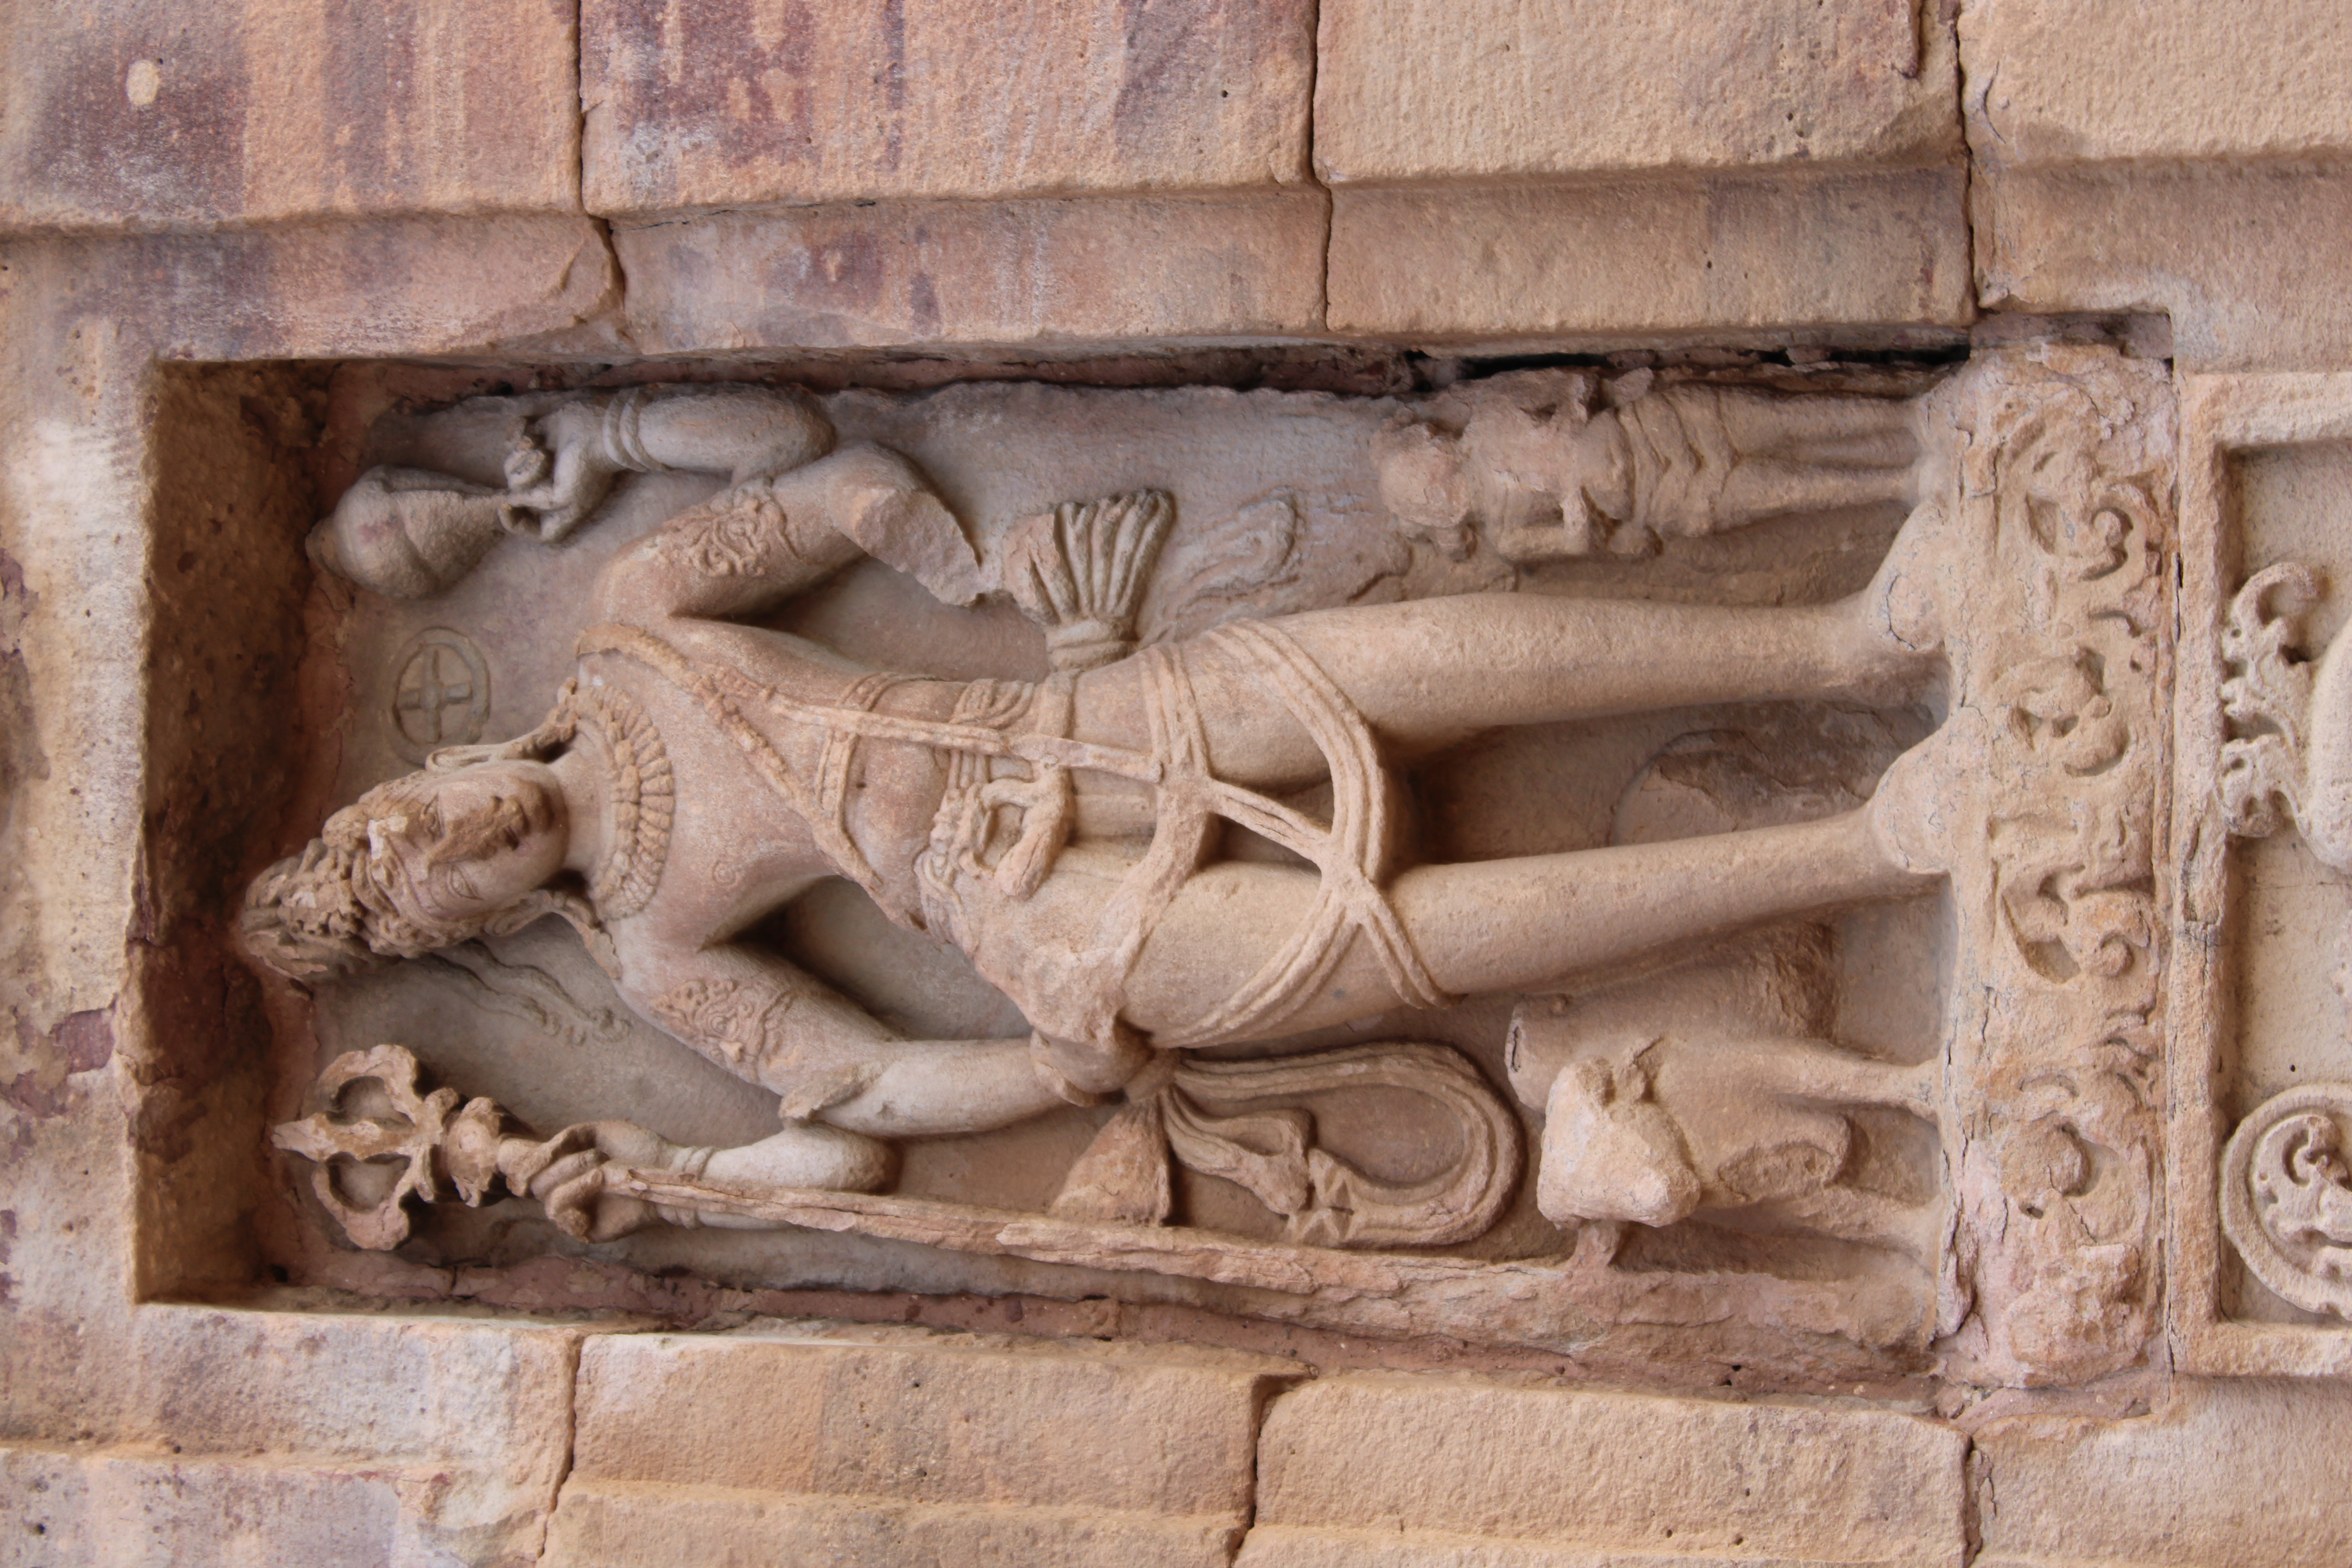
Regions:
[[371, 761, 567, 925]]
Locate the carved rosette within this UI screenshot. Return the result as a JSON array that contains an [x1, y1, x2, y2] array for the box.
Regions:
[[1924, 347, 2174, 1384], [2221, 1084, 2352, 1317]]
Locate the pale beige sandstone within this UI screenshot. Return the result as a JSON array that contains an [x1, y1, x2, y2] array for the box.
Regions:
[[614, 191, 1330, 352], [2, 1309, 580, 1565], [0, 225, 639, 1564], [250, 369, 1979, 1381], [580, 0, 1314, 221], [1245, 1373, 1967, 1566], [1960, 0, 2352, 167], [1971, 166, 2352, 370], [240, 351, 2184, 1401], [1326, 169, 1972, 342], [2169, 372, 2352, 1375], [546, 1490, 1247, 1568], [1962, 1, 2352, 369], [1315, 0, 1966, 343], [1316, 0, 1961, 183], [0, 0, 579, 235], [1, 1446, 474, 1568], [543, 1326, 1281, 1566], [3, 216, 619, 363], [1973, 1379, 2352, 1568]]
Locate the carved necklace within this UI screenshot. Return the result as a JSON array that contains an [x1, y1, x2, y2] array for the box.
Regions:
[[561, 681, 673, 918]]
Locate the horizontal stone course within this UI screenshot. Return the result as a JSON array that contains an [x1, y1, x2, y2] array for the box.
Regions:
[[567, 1328, 1285, 1517], [1251, 1374, 1968, 1565], [0, 0, 579, 235], [1960, 0, 2352, 168], [1317, 0, 1960, 185], [546, 1482, 1245, 1568], [581, 0, 1314, 219], [4, 214, 619, 362], [1973, 163, 2352, 369], [1973, 1379, 2352, 1567], [1328, 169, 1972, 341], [614, 191, 1328, 351]]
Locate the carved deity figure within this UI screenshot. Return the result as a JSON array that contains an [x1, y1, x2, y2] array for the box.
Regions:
[[250, 383, 1954, 1245]]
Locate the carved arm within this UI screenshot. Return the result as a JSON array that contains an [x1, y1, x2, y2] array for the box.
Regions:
[[504, 384, 837, 540], [590, 443, 985, 626], [618, 939, 1069, 1140]]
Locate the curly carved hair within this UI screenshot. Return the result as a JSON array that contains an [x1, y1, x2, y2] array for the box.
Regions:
[[240, 689, 609, 984]]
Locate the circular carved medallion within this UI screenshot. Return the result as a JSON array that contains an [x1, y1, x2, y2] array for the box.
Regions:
[[388, 628, 492, 763], [2221, 1082, 2352, 1318]]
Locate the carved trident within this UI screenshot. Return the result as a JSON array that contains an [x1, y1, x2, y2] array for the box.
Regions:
[[271, 1045, 524, 1250]]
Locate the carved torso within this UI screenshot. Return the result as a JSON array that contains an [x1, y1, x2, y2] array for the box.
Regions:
[[581, 624, 973, 949]]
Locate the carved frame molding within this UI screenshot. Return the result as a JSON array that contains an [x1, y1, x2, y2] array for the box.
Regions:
[[2171, 370, 2352, 1375]]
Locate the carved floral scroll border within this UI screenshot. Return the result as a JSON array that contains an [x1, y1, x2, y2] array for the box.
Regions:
[[1931, 350, 2172, 1386]]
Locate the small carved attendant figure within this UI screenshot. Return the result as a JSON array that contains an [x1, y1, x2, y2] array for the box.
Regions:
[[249, 383, 1953, 1244]]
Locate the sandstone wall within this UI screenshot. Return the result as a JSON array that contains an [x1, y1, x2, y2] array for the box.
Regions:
[[5, 3, 2351, 1564]]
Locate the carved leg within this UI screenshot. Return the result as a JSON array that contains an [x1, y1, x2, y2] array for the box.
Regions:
[[1122, 812, 1930, 1040], [1084, 591, 1922, 786]]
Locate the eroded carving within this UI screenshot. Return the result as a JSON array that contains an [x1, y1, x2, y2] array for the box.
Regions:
[[1377, 372, 1918, 566], [243, 360, 2174, 1371], [2222, 1084, 2352, 1318], [2211, 557, 2352, 1315], [1900, 349, 2172, 1384], [388, 627, 490, 763]]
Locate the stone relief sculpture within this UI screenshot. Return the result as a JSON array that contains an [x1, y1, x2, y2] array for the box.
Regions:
[[249, 350, 2170, 1373], [2214, 563, 2352, 1317]]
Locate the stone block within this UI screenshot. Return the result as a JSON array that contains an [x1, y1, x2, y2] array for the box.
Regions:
[[7, 215, 619, 363], [1975, 164, 2352, 369], [567, 1328, 1280, 1518], [1250, 1375, 1967, 1565], [1974, 1380, 2352, 1567], [5, 1312, 576, 1562], [0, 1442, 546, 1568], [0, 0, 579, 235], [614, 191, 1327, 351], [1315, 0, 1959, 184], [581, 0, 1314, 220], [1960, 0, 2352, 167], [545, 1485, 1243, 1568], [1328, 169, 1970, 341], [121, 1307, 579, 1472]]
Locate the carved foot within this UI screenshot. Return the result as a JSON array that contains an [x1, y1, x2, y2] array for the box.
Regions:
[[1862, 495, 1961, 659], [1865, 712, 1982, 878]]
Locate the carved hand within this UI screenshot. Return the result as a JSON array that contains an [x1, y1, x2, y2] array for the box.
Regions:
[[504, 1118, 697, 1242], [502, 403, 620, 543]]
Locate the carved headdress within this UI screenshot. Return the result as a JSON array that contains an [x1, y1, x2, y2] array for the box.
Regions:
[[241, 684, 624, 983]]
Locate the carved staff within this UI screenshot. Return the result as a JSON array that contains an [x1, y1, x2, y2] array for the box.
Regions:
[[274, 1042, 1520, 1286]]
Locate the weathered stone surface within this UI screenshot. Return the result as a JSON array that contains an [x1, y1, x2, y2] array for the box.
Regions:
[[1250, 1375, 1967, 1563], [1974, 1380, 2352, 1567], [567, 1327, 1281, 1515], [2169, 371, 2352, 1374], [1960, 0, 2352, 167], [581, 0, 1313, 220], [614, 191, 1326, 350], [1, 1311, 578, 1565], [1974, 165, 2352, 370], [7, 216, 618, 362], [0, 0, 579, 235], [0, 1443, 531, 1568], [1317, 0, 1960, 184], [546, 1487, 1243, 1568], [1328, 169, 1971, 340]]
